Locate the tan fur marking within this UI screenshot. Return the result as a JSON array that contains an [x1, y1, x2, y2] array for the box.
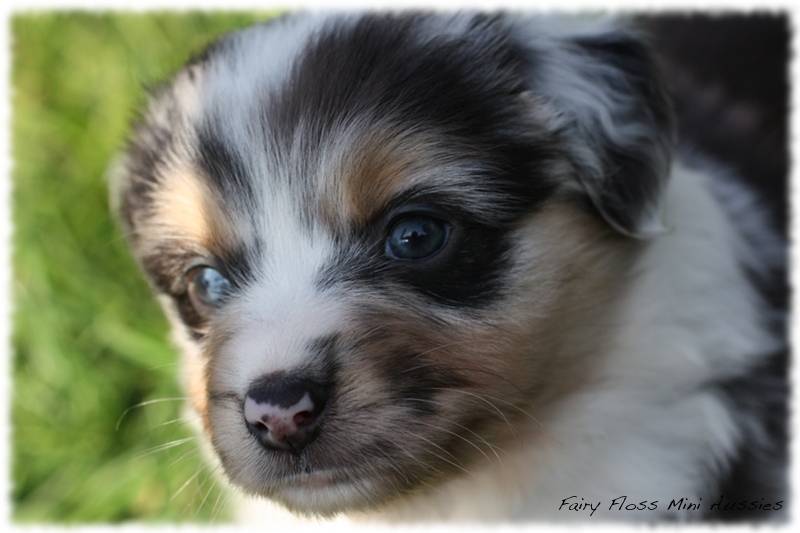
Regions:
[[329, 126, 442, 228], [185, 353, 212, 433], [149, 166, 237, 255], [498, 201, 638, 403]]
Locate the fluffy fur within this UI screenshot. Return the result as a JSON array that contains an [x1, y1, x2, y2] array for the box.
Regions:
[[112, 12, 787, 523]]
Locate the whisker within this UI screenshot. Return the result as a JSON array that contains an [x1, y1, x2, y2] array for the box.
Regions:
[[184, 464, 221, 517], [455, 363, 533, 399], [194, 473, 222, 519], [395, 405, 492, 463], [433, 387, 560, 447], [149, 412, 202, 432], [398, 361, 444, 375], [135, 435, 199, 458], [398, 429, 476, 479], [147, 362, 182, 371], [168, 447, 203, 469], [416, 417, 494, 465], [402, 400, 509, 465], [468, 391, 548, 432], [407, 339, 481, 362], [163, 468, 204, 512], [209, 485, 229, 524], [391, 443, 447, 480], [327, 426, 447, 481], [362, 444, 420, 488], [428, 387, 518, 436], [116, 397, 188, 431], [361, 323, 394, 337]]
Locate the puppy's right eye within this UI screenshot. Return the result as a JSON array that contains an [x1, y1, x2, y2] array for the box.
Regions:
[[188, 266, 231, 310], [385, 215, 450, 261]]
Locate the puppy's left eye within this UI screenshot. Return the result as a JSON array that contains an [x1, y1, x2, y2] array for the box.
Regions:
[[385, 215, 450, 261], [188, 266, 232, 309]]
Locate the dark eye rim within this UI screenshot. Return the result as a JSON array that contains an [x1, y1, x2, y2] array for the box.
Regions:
[[384, 212, 452, 262], [185, 262, 233, 312]]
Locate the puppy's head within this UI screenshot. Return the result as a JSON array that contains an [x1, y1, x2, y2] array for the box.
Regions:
[[113, 13, 673, 515]]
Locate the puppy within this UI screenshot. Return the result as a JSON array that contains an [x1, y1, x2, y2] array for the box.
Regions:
[[112, 12, 787, 522]]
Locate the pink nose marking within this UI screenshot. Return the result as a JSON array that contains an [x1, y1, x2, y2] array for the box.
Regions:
[[243, 375, 328, 452], [244, 392, 316, 445]]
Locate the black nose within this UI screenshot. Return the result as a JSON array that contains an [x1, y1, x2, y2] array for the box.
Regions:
[[244, 375, 328, 453]]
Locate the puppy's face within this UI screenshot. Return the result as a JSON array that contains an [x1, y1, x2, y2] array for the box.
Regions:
[[115, 13, 673, 515]]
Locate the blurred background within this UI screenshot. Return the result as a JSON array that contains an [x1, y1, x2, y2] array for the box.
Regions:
[[10, 10, 788, 524], [11, 11, 279, 522]]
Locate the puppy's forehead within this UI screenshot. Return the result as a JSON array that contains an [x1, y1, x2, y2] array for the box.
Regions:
[[189, 13, 549, 234]]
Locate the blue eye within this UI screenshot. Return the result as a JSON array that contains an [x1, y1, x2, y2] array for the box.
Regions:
[[189, 266, 231, 307], [386, 215, 450, 261]]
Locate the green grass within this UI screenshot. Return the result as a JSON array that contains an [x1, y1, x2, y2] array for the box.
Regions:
[[11, 11, 281, 523]]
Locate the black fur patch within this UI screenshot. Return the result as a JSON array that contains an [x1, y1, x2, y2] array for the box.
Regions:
[[318, 200, 518, 308], [268, 13, 564, 307], [269, 12, 559, 207], [196, 124, 257, 211]]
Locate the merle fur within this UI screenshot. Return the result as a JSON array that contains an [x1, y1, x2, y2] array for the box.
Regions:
[[115, 12, 788, 522]]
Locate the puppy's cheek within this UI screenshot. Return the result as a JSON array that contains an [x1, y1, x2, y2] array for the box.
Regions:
[[487, 202, 639, 395]]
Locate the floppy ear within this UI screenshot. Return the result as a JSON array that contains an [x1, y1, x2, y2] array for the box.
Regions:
[[529, 24, 676, 238]]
